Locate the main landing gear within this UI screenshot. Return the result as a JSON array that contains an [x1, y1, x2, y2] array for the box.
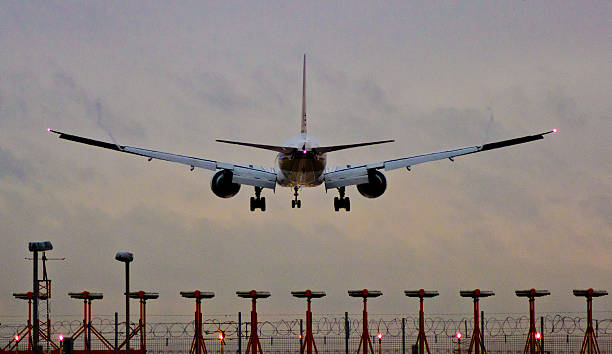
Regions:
[[291, 186, 302, 208], [250, 186, 266, 211], [334, 186, 350, 212]]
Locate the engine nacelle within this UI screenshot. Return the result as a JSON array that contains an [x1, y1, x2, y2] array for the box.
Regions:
[[356, 170, 387, 199], [211, 170, 241, 198]]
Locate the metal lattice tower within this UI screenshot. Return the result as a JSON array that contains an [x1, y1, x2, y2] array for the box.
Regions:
[[574, 288, 608, 354]]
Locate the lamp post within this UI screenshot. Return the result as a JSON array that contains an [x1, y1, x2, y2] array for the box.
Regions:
[[115, 252, 133, 354], [29, 241, 53, 354]]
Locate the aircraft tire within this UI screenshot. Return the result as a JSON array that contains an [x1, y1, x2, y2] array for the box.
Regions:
[[260, 197, 266, 212], [250, 197, 255, 211], [292, 200, 296, 208], [297, 200, 301, 208], [345, 197, 351, 212], [334, 197, 339, 211]]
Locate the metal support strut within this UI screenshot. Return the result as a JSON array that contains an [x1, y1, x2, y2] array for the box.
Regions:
[[237, 290, 271, 354], [181, 290, 215, 354], [405, 289, 439, 354], [515, 288, 550, 354], [349, 289, 382, 354], [292, 290, 326, 354], [574, 288, 608, 354], [460, 289, 494, 354]]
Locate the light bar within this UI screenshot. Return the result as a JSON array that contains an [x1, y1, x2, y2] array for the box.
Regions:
[[573, 289, 608, 297], [460, 289, 495, 298], [515, 289, 550, 297], [236, 290, 271, 299], [405, 289, 439, 298], [348, 289, 382, 298], [291, 290, 326, 298], [180, 290, 215, 299]]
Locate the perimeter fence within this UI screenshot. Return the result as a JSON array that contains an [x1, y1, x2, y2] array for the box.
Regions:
[[2, 312, 612, 353]]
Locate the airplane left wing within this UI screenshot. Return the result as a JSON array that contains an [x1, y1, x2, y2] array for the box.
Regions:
[[49, 130, 277, 190], [324, 130, 556, 190]]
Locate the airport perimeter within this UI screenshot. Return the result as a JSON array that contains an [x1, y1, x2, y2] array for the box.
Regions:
[[2, 312, 612, 353]]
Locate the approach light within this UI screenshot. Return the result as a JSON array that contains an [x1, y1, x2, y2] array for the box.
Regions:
[[58, 334, 64, 342], [535, 332, 541, 340], [377, 332, 383, 340], [14, 334, 19, 342], [456, 332, 462, 340]]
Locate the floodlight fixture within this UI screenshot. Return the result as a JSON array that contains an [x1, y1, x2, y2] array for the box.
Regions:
[[29, 241, 53, 252], [348, 289, 382, 298], [515, 289, 550, 298], [460, 289, 495, 298], [405, 289, 439, 298], [115, 252, 134, 263], [573, 289, 608, 297]]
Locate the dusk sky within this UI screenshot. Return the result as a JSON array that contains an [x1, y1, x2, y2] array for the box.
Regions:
[[1, 1, 611, 321]]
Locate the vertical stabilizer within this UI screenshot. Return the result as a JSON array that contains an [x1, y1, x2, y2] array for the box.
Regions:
[[301, 54, 307, 135]]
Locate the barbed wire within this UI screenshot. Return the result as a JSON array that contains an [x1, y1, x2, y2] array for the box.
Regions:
[[2, 314, 611, 342]]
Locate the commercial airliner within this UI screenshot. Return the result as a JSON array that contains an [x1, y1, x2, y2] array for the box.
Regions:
[[49, 55, 556, 212]]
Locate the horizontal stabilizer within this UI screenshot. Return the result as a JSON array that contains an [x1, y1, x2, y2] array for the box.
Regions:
[[313, 140, 394, 154], [215, 139, 295, 153]]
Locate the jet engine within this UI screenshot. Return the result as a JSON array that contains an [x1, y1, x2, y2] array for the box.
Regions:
[[356, 170, 387, 198], [211, 170, 241, 198]]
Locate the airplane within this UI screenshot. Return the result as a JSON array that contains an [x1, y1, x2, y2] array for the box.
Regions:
[[49, 55, 557, 212]]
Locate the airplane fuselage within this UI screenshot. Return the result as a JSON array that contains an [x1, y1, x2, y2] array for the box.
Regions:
[[276, 134, 326, 187]]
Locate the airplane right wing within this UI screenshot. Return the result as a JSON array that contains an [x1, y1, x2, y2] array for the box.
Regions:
[[49, 130, 277, 190], [324, 130, 556, 190]]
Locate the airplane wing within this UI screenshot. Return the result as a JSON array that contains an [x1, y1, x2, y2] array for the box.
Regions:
[[324, 130, 556, 190], [49, 130, 277, 190]]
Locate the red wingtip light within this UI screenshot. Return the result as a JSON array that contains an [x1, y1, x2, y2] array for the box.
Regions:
[[377, 332, 383, 340], [456, 332, 462, 340], [47, 128, 52, 132], [552, 128, 558, 134]]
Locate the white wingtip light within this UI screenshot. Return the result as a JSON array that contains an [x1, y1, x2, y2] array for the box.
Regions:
[[552, 128, 558, 133], [47, 128, 51, 132]]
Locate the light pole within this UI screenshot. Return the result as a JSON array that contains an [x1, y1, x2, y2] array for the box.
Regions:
[[29, 241, 53, 354], [115, 252, 133, 354]]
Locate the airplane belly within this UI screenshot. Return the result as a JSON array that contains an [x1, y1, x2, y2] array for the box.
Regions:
[[278, 155, 325, 187]]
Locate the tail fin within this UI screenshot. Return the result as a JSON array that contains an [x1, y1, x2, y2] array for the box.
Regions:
[[300, 54, 307, 136]]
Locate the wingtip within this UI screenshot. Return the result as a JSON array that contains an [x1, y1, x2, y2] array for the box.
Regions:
[[542, 128, 558, 136], [47, 128, 60, 135]]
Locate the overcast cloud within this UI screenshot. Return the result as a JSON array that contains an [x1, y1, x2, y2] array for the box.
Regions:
[[1, 1, 611, 320]]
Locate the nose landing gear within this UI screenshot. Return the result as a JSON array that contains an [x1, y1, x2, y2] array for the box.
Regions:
[[250, 186, 266, 211], [334, 186, 350, 212], [291, 186, 302, 208]]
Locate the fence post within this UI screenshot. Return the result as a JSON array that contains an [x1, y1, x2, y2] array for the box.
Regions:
[[114, 312, 118, 354], [540, 316, 544, 353], [300, 318, 303, 349], [402, 317, 406, 354], [481, 310, 485, 352], [345, 311, 349, 354], [237, 311, 241, 354]]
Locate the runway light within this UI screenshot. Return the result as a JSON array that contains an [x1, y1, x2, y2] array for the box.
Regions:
[[14, 334, 19, 342], [456, 332, 462, 340], [298, 334, 302, 339], [58, 334, 64, 342], [377, 332, 383, 340], [535, 332, 541, 340], [218, 331, 224, 341], [302, 149, 307, 154]]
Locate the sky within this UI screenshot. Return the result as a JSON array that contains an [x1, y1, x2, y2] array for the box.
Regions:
[[1, 1, 611, 322]]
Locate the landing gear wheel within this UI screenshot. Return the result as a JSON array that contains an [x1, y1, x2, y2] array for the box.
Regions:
[[292, 186, 302, 209], [250, 187, 266, 211], [334, 187, 350, 212]]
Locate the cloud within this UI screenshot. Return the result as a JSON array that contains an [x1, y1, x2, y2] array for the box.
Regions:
[[0, 146, 25, 180]]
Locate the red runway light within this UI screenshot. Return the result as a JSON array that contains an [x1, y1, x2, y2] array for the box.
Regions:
[[535, 332, 541, 340], [58, 334, 64, 342], [456, 332, 462, 340], [377, 332, 383, 340]]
